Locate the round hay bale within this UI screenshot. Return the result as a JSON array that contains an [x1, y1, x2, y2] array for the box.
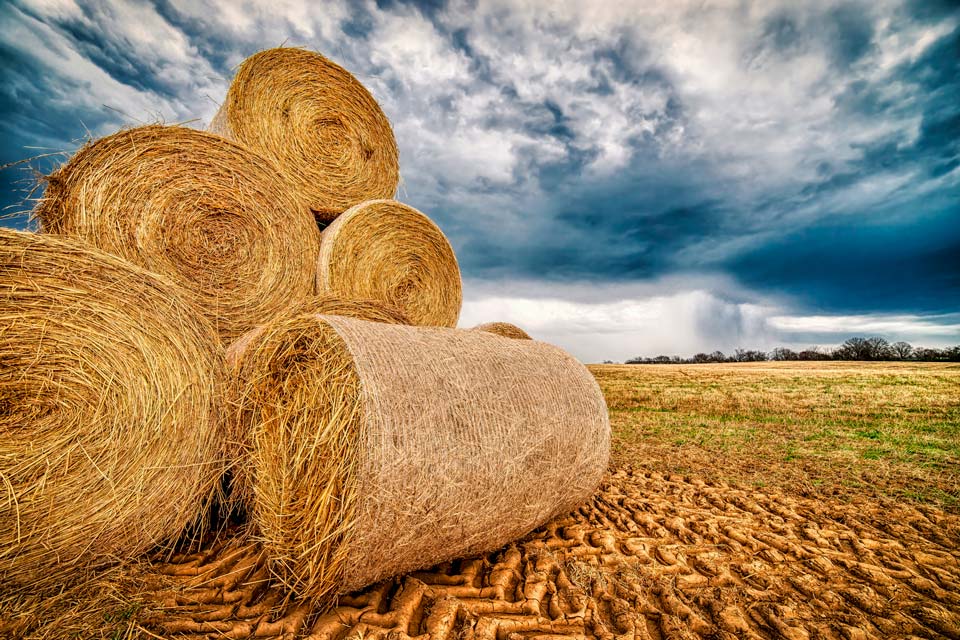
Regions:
[[33, 124, 321, 346], [231, 314, 610, 602], [0, 229, 225, 598], [209, 47, 399, 221], [472, 321, 533, 340], [316, 200, 462, 328]]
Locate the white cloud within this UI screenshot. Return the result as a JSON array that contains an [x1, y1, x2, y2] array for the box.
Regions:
[[165, 0, 350, 45], [10, 0, 225, 129], [457, 277, 770, 362], [460, 279, 960, 362], [769, 313, 960, 337], [13, 0, 952, 229], [368, 9, 470, 87], [3, 0, 955, 358]]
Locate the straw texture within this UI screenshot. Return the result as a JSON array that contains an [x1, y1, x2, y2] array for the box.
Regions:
[[226, 295, 410, 369], [33, 124, 321, 346], [223, 297, 411, 508], [210, 47, 399, 221], [231, 315, 610, 602], [317, 200, 462, 328], [0, 230, 225, 599], [472, 321, 533, 340]]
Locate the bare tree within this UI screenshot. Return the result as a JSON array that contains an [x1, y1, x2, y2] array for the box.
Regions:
[[891, 341, 913, 360], [913, 347, 944, 361], [798, 346, 828, 360], [734, 348, 767, 362], [864, 336, 892, 360], [770, 347, 798, 361], [622, 340, 959, 365], [835, 337, 868, 360]]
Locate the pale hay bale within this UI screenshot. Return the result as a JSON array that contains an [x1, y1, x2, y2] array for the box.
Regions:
[[210, 47, 399, 221], [231, 314, 610, 603], [472, 321, 533, 340], [0, 229, 225, 600], [33, 124, 321, 346], [316, 200, 462, 328]]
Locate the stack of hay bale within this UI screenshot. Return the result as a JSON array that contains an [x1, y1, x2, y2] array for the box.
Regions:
[[0, 47, 609, 620]]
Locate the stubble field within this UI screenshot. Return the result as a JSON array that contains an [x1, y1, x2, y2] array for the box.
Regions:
[[40, 362, 960, 639], [598, 361, 960, 511]]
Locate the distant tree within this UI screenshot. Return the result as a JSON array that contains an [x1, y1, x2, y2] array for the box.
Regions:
[[770, 347, 799, 361], [834, 337, 867, 360], [734, 348, 767, 362], [865, 336, 892, 360], [622, 340, 958, 365], [890, 341, 913, 360], [833, 336, 890, 360], [798, 346, 828, 360], [912, 347, 942, 361], [602, 359, 615, 364]]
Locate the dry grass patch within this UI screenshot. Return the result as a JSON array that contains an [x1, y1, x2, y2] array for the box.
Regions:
[[591, 361, 960, 510]]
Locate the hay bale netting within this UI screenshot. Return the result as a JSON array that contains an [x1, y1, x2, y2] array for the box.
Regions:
[[33, 124, 321, 346], [0, 229, 225, 598], [231, 314, 610, 602], [472, 321, 532, 340], [316, 200, 462, 327], [210, 47, 399, 221]]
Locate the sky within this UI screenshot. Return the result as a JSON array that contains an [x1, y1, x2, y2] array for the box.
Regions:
[[1, 0, 958, 362]]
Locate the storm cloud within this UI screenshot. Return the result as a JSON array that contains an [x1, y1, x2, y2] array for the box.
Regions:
[[1, 0, 957, 360]]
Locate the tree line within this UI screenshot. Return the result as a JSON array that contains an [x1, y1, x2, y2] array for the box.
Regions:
[[624, 337, 960, 364]]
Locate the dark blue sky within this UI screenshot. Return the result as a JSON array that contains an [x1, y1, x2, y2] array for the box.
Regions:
[[1, 0, 957, 360]]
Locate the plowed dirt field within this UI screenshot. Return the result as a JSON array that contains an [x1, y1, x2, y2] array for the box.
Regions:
[[141, 467, 960, 639], [134, 363, 960, 640]]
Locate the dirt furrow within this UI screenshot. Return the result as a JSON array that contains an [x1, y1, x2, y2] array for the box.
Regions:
[[141, 468, 960, 639]]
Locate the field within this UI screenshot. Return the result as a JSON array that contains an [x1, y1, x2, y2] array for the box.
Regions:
[[42, 362, 960, 639], [597, 362, 960, 511]]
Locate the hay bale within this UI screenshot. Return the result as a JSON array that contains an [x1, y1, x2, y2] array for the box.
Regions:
[[0, 229, 225, 598], [316, 200, 462, 328], [209, 47, 399, 221], [286, 294, 411, 326], [33, 124, 321, 346], [472, 321, 533, 340], [226, 295, 410, 368], [231, 314, 609, 603]]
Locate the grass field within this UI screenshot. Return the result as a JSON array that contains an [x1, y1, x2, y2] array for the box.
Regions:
[[590, 361, 960, 511]]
